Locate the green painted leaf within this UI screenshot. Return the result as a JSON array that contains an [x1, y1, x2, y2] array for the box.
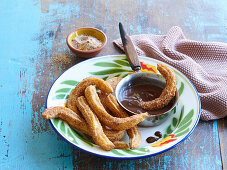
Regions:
[[102, 76, 109, 81], [163, 134, 168, 138], [94, 62, 122, 67], [61, 80, 79, 86], [173, 106, 176, 114], [56, 88, 71, 93], [177, 106, 184, 126], [122, 58, 128, 61], [178, 109, 194, 128], [166, 125, 172, 135], [52, 118, 59, 126], [172, 117, 178, 127], [122, 149, 146, 156], [113, 60, 130, 67], [175, 128, 190, 137], [70, 129, 94, 147], [121, 73, 129, 78], [175, 119, 192, 134], [67, 128, 78, 144], [135, 148, 150, 153], [111, 149, 125, 156], [55, 94, 66, 99], [89, 69, 132, 75], [60, 121, 65, 133], [178, 82, 184, 96], [115, 73, 121, 77]]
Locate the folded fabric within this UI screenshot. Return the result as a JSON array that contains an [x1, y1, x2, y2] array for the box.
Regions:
[[113, 26, 227, 121]]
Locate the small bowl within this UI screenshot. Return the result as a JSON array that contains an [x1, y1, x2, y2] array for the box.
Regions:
[[115, 72, 179, 127], [66, 27, 107, 58]]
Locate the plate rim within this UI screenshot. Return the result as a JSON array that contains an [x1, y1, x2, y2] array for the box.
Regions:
[[46, 54, 201, 159]]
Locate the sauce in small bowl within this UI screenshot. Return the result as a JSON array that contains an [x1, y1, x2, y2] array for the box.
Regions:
[[115, 72, 179, 127]]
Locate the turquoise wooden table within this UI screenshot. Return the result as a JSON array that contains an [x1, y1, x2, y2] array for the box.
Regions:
[[1, 0, 226, 169]]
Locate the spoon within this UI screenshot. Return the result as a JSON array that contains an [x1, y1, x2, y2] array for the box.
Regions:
[[115, 23, 179, 126]]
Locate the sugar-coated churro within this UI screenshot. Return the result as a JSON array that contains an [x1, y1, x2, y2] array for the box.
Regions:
[[103, 128, 125, 142], [85, 85, 149, 130], [106, 77, 122, 93], [67, 77, 113, 113], [105, 94, 141, 149], [42, 106, 125, 142], [140, 63, 176, 110], [76, 96, 115, 151], [42, 106, 90, 135], [113, 141, 129, 149]]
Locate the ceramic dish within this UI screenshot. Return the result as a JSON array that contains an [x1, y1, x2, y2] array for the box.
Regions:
[[66, 27, 107, 58], [46, 55, 201, 159]]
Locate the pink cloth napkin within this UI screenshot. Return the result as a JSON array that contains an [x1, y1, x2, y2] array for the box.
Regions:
[[113, 26, 227, 121]]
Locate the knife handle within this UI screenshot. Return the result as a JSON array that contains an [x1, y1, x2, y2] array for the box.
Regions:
[[119, 22, 141, 72], [123, 35, 141, 72]]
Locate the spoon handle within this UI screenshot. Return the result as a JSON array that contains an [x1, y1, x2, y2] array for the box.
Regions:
[[119, 22, 141, 72]]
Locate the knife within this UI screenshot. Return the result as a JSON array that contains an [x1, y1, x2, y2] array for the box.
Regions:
[[119, 22, 141, 72]]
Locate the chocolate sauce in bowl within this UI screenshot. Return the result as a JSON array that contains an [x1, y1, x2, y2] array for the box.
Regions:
[[120, 83, 176, 115]]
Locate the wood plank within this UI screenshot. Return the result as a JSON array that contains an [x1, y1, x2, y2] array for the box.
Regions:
[[0, 0, 226, 169], [67, 120, 222, 169], [218, 118, 227, 170]]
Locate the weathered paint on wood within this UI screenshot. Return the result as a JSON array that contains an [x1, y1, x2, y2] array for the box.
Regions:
[[0, 0, 226, 169], [218, 118, 227, 170]]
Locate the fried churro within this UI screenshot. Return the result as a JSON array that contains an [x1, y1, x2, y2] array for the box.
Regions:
[[42, 106, 90, 135], [105, 94, 141, 149], [140, 63, 176, 110], [76, 96, 115, 151], [103, 128, 125, 142], [85, 85, 149, 130], [113, 141, 129, 149], [42, 106, 125, 142], [67, 77, 113, 113], [106, 77, 122, 93]]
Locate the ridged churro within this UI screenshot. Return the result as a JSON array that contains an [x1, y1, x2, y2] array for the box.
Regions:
[[106, 77, 122, 93], [67, 77, 113, 113], [140, 63, 176, 110], [103, 128, 125, 142], [113, 141, 129, 149], [42, 106, 125, 142], [76, 96, 115, 151], [105, 94, 141, 149], [42, 106, 90, 135], [84, 85, 149, 130]]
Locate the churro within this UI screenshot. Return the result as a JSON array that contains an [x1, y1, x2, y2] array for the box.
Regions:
[[84, 85, 149, 130], [106, 77, 122, 93], [103, 128, 125, 142], [76, 96, 115, 151], [113, 141, 129, 149], [42, 106, 125, 142], [105, 94, 141, 149], [140, 63, 176, 110], [67, 77, 113, 113], [42, 106, 90, 135]]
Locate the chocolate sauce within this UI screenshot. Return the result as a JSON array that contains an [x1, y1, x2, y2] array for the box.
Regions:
[[146, 136, 159, 143], [120, 84, 176, 115], [146, 131, 162, 143], [154, 131, 162, 138]]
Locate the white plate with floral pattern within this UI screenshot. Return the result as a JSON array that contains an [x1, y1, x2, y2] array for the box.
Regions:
[[46, 55, 201, 159]]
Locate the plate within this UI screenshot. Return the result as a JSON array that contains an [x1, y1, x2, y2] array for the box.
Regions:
[[46, 55, 201, 159]]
